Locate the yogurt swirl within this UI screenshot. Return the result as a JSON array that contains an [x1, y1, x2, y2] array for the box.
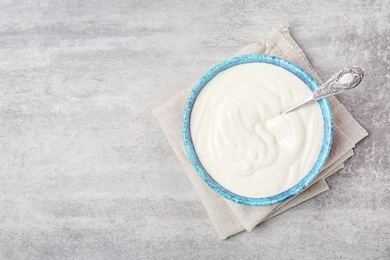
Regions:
[[190, 63, 324, 197]]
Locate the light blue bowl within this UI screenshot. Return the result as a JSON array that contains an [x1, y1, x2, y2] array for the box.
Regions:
[[182, 54, 333, 206]]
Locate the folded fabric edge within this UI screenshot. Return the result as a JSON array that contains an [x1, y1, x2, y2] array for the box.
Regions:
[[229, 147, 353, 232], [259, 162, 344, 226], [263, 157, 350, 223], [263, 178, 331, 222], [243, 159, 347, 232]]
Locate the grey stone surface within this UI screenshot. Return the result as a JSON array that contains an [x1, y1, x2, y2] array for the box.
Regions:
[[0, 1, 389, 259]]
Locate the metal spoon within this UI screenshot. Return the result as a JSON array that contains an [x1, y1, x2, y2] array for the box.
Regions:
[[281, 65, 365, 115]]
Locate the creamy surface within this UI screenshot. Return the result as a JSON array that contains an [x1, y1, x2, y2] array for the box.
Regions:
[[190, 63, 324, 198]]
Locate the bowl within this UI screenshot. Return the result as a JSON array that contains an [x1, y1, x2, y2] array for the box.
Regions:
[[182, 54, 333, 206]]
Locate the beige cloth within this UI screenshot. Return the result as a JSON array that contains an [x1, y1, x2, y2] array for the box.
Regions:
[[153, 26, 368, 239]]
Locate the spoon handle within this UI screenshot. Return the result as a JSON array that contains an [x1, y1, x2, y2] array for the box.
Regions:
[[281, 65, 365, 115]]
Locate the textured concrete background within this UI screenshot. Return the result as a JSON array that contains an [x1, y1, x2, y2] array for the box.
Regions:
[[0, 1, 389, 259]]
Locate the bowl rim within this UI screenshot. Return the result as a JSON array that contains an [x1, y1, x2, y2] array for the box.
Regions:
[[182, 54, 333, 206]]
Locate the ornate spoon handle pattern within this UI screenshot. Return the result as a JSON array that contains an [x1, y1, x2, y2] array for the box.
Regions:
[[281, 65, 365, 115]]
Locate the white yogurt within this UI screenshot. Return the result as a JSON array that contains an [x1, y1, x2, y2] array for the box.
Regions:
[[190, 63, 324, 198]]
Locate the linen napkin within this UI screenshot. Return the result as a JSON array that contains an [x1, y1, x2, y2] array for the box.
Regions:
[[153, 26, 368, 239]]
